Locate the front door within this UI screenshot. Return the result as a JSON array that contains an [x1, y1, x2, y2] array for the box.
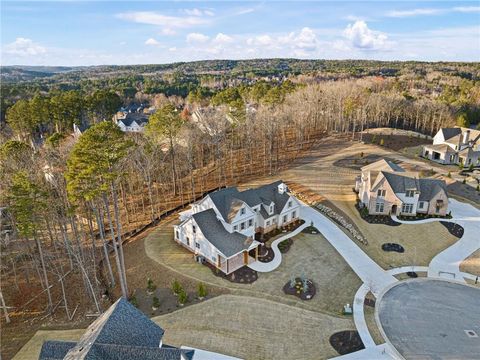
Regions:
[[391, 205, 397, 215]]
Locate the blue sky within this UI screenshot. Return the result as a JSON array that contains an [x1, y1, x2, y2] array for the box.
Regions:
[[1, 1, 479, 65]]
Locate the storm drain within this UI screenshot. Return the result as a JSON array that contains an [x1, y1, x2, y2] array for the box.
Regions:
[[464, 330, 478, 338]]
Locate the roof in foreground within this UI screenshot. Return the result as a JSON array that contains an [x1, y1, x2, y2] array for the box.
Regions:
[[192, 209, 255, 257], [361, 159, 404, 173], [39, 298, 194, 360]]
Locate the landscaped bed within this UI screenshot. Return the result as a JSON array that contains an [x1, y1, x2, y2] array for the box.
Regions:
[[329, 330, 365, 355], [355, 202, 401, 226], [278, 238, 293, 253], [440, 221, 464, 238], [257, 246, 275, 262], [258, 219, 305, 242], [206, 261, 258, 284], [382, 243, 405, 253], [397, 213, 452, 221], [282, 277, 316, 300]]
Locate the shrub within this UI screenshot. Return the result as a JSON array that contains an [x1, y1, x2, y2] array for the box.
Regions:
[[172, 280, 182, 295], [197, 283, 207, 298], [152, 296, 160, 309], [360, 152, 364, 158], [379, 138, 384, 146], [469, 164, 474, 172], [130, 296, 138, 308], [147, 278, 156, 293], [447, 172, 451, 178], [178, 289, 188, 305], [463, 178, 466, 184]]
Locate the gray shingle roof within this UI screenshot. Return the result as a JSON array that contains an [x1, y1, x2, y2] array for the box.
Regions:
[[382, 171, 420, 193], [418, 178, 448, 202], [441, 128, 462, 142], [39, 341, 76, 360], [118, 113, 149, 127], [207, 180, 290, 222], [192, 209, 254, 257], [40, 299, 194, 360]]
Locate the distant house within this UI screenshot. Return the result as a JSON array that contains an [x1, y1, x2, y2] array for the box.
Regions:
[[174, 181, 301, 274], [39, 298, 240, 360], [73, 123, 90, 138], [116, 113, 149, 132], [422, 127, 480, 167], [356, 159, 448, 216]]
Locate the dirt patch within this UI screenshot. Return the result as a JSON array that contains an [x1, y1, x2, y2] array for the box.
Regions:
[[283, 278, 316, 301], [329, 330, 365, 355], [440, 221, 464, 238], [361, 133, 431, 152], [333, 154, 394, 171]]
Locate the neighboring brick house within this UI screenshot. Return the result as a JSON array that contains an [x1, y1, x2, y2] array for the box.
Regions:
[[174, 181, 301, 274], [422, 127, 480, 167], [355, 159, 448, 216]]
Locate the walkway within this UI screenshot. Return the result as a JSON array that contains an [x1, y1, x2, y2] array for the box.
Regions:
[[248, 222, 308, 272], [301, 205, 397, 296], [392, 199, 480, 281]]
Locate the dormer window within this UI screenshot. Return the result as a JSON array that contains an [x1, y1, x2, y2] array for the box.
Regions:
[[240, 208, 246, 215], [288, 201, 292, 208], [377, 189, 386, 197], [405, 190, 415, 198], [270, 205, 274, 213]]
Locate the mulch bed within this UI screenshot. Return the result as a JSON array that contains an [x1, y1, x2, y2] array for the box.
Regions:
[[278, 238, 293, 254], [329, 330, 365, 355], [355, 202, 401, 226], [440, 221, 464, 238], [301, 225, 320, 234], [257, 246, 275, 263], [205, 262, 258, 284], [398, 213, 452, 221], [333, 154, 393, 171], [257, 219, 305, 242], [132, 287, 207, 317], [364, 298, 375, 307], [282, 277, 316, 300], [382, 243, 405, 253]]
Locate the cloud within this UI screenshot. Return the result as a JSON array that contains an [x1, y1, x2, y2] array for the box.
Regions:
[[186, 32, 210, 43], [343, 21, 388, 50], [386, 8, 443, 17], [161, 28, 176, 36], [145, 38, 161, 46], [453, 6, 480, 13], [116, 11, 211, 28], [183, 8, 215, 17], [4, 37, 46, 56], [213, 33, 233, 44], [234, 8, 255, 15], [247, 34, 273, 46]]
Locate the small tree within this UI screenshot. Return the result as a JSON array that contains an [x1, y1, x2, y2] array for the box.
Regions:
[[178, 289, 188, 305], [197, 283, 207, 299], [463, 178, 466, 184], [152, 296, 160, 309], [130, 296, 138, 308], [147, 278, 156, 294], [290, 277, 296, 288], [447, 172, 451, 178], [469, 164, 474, 172], [172, 280, 182, 295], [302, 278, 309, 293]]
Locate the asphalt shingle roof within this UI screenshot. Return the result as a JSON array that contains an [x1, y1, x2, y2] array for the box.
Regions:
[[192, 209, 254, 257], [418, 178, 448, 202], [40, 299, 194, 360], [381, 171, 420, 193]]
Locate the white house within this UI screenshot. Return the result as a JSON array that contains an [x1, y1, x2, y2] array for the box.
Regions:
[[174, 181, 301, 274], [422, 127, 480, 167], [115, 113, 149, 132], [356, 159, 449, 216]]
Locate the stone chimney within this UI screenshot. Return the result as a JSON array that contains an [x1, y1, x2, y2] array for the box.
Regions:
[[463, 130, 470, 145], [277, 182, 287, 194]]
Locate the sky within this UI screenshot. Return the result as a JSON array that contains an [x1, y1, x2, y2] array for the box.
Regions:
[[1, 1, 480, 66]]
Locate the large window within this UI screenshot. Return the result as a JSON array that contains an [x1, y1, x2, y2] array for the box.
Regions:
[[248, 219, 253, 227], [283, 214, 288, 223], [405, 190, 415, 198], [375, 202, 384, 213], [401, 203, 414, 214], [292, 211, 296, 219], [377, 189, 386, 197], [240, 222, 246, 230], [192, 225, 196, 233]]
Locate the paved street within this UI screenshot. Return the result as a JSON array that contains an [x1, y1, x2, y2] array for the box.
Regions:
[[377, 279, 480, 360]]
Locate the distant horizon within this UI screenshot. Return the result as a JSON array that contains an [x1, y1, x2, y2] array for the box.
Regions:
[[2, 1, 479, 66]]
